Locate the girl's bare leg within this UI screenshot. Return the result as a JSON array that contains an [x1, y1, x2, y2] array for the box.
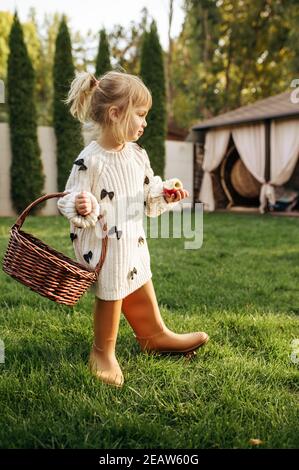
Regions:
[[122, 279, 208, 353], [89, 297, 124, 387]]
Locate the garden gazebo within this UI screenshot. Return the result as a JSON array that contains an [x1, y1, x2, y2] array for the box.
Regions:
[[187, 90, 299, 214]]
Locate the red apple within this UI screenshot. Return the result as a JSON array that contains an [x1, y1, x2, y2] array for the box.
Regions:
[[163, 178, 183, 197]]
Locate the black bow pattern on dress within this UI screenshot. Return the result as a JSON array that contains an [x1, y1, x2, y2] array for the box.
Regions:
[[73, 158, 87, 171], [70, 232, 77, 242], [144, 176, 150, 185], [138, 236, 144, 246], [108, 225, 122, 240], [83, 251, 93, 263], [129, 267, 138, 280], [101, 189, 114, 200]]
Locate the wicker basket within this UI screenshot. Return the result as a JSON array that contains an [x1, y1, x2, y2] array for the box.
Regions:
[[2, 192, 108, 306]]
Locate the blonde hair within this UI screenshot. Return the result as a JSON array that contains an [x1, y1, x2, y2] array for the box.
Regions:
[[64, 70, 152, 145]]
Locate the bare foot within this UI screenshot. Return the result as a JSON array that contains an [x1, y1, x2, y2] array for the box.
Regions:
[[89, 345, 124, 388]]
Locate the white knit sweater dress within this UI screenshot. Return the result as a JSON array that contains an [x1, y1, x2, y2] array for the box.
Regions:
[[57, 140, 179, 300]]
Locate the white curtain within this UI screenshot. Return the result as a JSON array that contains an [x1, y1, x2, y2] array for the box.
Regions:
[[270, 119, 299, 185], [199, 128, 231, 211], [257, 119, 299, 214], [232, 124, 265, 183], [199, 119, 299, 214], [232, 123, 270, 213]]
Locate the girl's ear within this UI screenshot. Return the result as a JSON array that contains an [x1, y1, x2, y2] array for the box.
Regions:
[[108, 106, 120, 123]]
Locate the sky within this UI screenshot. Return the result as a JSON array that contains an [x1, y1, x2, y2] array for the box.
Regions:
[[1, 0, 185, 50]]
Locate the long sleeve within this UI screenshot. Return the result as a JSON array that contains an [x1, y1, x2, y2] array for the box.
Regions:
[[143, 149, 180, 217], [57, 152, 100, 228]]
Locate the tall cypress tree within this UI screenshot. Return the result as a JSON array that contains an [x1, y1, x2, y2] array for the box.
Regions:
[[288, 1, 299, 76], [95, 29, 111, 76], [53, 17, 83, 192], [139, 21, 167, 178], [7, 12, 45, 214]]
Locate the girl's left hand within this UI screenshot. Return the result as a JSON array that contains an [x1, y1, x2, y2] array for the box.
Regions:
[[164, 189, 190, 203]]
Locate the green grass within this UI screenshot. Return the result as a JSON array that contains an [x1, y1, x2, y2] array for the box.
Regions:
[[0, 212, 298, 449]]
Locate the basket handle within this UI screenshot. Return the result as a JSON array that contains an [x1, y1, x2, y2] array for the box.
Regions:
[[14, 192, 69, 230], [12, 192, 108, 276]]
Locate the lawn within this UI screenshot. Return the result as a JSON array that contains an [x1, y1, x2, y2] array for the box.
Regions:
[[0, 211, 298, 449]]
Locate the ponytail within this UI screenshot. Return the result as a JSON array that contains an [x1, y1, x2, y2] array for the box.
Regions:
[[64, 70, 152, 141], [64, 71, 98, 123]]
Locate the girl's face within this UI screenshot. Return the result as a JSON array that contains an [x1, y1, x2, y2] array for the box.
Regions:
[[128, 107, 148, 142]]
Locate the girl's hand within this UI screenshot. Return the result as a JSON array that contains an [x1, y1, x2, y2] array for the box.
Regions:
[[75, 191, 92, 216], [164, 189, 190, 204]]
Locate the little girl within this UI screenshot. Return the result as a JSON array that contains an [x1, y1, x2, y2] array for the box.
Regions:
[[57, 70, 209, 388]]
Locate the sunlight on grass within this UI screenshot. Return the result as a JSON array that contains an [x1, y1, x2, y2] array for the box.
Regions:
[[0, 212, 298, 448]]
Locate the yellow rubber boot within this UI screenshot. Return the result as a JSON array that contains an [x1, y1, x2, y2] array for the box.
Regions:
[[122, 280, 209, 354], [89, 297, 124, 387]]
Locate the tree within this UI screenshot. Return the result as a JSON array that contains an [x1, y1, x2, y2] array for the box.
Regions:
[[33, 12, 61, 126], [95, 28, 111, 76], [53, 17, 83, 192], [0, 12, 13, 122], [7, 13, 45, 214], [287, 0, 299, 75], [166, 0, 175, 121], [139, 21, 167, 179], [108, 7, 150, 75], [171, 0, 222, 127], [0, 10, 61, 125], [170, 0, 297, 130], [0, 12, 14, 79]]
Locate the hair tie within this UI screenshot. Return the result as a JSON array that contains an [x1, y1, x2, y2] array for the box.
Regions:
[[91, 76, 100, 90]]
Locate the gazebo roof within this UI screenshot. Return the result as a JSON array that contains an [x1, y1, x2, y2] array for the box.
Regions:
[[188, 90, 299, 138]]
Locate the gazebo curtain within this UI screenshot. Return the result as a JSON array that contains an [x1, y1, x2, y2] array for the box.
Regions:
[[199, 118, 299, 213], [258, 119, 299, 212], [231, 124, 270, 213], [199, 128, 231, 211], [270, 119, 299, 184], [232, 124, 265, 183]]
